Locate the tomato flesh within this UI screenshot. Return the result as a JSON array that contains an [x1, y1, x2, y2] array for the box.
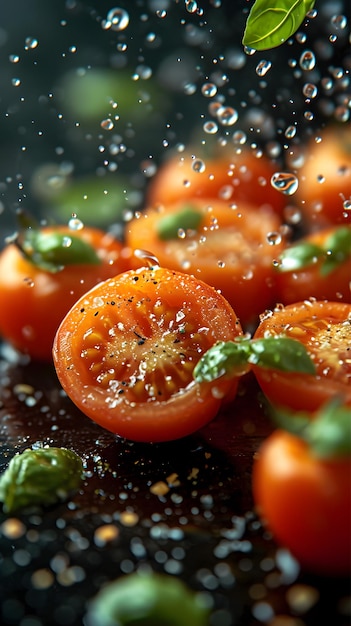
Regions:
[[53, 266, 243, 442], [252, 301, 351, 411]]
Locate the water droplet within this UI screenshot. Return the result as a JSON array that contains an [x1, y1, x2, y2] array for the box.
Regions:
[[69, 216, 84, 230], [284, 205, 302, 225], [103, 8, 129, 32], [192, 159, 206, 173], [321, 77, 333, 91], [271, 172, 299, 196], [299, 50, 316, 71], [62, 236, 72, 248], [343, 199, 351, 211], [24, 277, 35, 288], [266, 232, 282, 246], [201, 82, 217, 98], [203, 121, 218, 134], [9, 54, 20, 63], [285, 125, 297, 139], [12, 78, 21, 87], [101, 118, 114, 131], [185, 0, 198, 13], [218, 185, 233, 200], [255, 60, 272, 77], [216, 106, 238, 126], [134, 249, 160, 268], [331, 14, 347, 30], [334, 106, 349, 123], [233, 130, 247, 145], [304, 110, 314, 121], [24, 37, 38, 50], [302, 83, 318, 98]]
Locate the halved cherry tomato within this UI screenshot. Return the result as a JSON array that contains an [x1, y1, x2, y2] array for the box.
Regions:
[[294, 125, 351, 229], [252, 300, 351, 411], [53, 265, 243, 442], [125, 198, 286, 329], [146, 148, 286, 216], [252, 425, 351, 576], [275, 225, 351, 304], [0, 225, 129, 361]]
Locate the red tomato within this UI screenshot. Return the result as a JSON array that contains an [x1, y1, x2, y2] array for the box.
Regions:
[[252, 300, 351, 411], [146, 148, 286, 216], [53, 265, 243, 442], [252, 429, 351, 576], [294, 125, 351, 229], [275, 225, 351, 304], [125, 198, 286, 329], [0, 226, 129, 361]]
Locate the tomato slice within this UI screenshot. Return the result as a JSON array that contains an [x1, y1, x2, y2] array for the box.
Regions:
[[53, 266, 243, 442], [252, 300, 351, 411], [125, 198, 285, 329]]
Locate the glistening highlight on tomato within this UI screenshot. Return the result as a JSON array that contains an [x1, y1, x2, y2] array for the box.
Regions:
[[126, 198, 286, 329], [0, 224, 129, 362], [53, 265, 243, 442], [252, 300, 351, 412]]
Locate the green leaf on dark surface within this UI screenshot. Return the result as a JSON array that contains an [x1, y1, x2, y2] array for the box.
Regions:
[[157, 206, 203, 240], [242, 0, 316, 51], [0, 447, 84, 513], [193, 335, 315, 383], [22, 229, 101, 272]]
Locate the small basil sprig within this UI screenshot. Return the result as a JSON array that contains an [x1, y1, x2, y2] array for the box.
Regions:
[[277, 226, 351, 276], [85, 571, 210, 626], [157, 205, 203, 240], [20, 229, 101, 272], [272, 398, 351, 459], [0, 447, 84, 513], [193, 335, 315, 383], [242, 0, 316, 51]]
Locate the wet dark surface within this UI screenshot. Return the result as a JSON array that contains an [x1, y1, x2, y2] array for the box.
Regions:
[[0, 344, 350, 626]]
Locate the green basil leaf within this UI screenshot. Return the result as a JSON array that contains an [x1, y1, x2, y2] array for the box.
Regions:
[[23, 230, 101, 272], [320, 226, 351, 276], [85, 571, 210, 626], [276, 242, 323, 272], [157, 206, 203, 240], [193, 339, 251, 383], [242, 0, 316, 51], [249, 336, 316, 374], [0, 447, 83, 513]]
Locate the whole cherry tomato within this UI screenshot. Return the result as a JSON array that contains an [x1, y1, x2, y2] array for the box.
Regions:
[[275, 225, 351, 304], [146, 147, 286, 216], [53, 265, 243, 442], [0, 224, 129, 361], [252, 300, 351, 411], [294, 125, 351, 229], [252, 403, 351, 576], [125, 198, 286, 329]]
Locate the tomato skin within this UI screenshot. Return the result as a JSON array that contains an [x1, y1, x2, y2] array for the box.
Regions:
[[252, 429, 351, 576], [295, 125, 351, 229], [53, 266, 243, 442], [0, 227, 129, 362], [275, 225, 351, 304], [146, 149, 286, 216], [252, 301, 351, 411], [126, 198, 286, 329]]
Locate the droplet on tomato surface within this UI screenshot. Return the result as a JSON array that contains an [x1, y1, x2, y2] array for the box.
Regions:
[[271, 172, 299, 196], [266, 232, 282, 246], [134, 249, 160, 268]]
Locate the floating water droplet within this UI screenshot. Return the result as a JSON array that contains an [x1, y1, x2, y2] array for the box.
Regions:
[[266, 232, 282, 246], [218, 185, 233, 200], [25, 37, 38, 50], [185, 0, 198, 13], [303, 83, 318, 99], [201, 82, 217, 98], [103, 8, 129, 31], [304, 110, 314, 121], [12, 78, 21, 87], [69, 216, 84, 230], [285, 125, 297, 139], [284, 205, 302, 225], [101, 118, 114, 131], [62, 236, 72, 248], [321, 77, 333, 91], [9, 54, 20, 63], [203, 121, 218, 134], [232, 130, 247, 145], [192, 159, 206, 173], [134, 249, 160, 268], [271, 172, 299, 196], [299, 50, 316, 71], [255, 60, 272, 77], [216, 106, 238, 126], [343, 199, 351, 211], [331, 14, 347, 30], [334, 106, 349, 123]]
